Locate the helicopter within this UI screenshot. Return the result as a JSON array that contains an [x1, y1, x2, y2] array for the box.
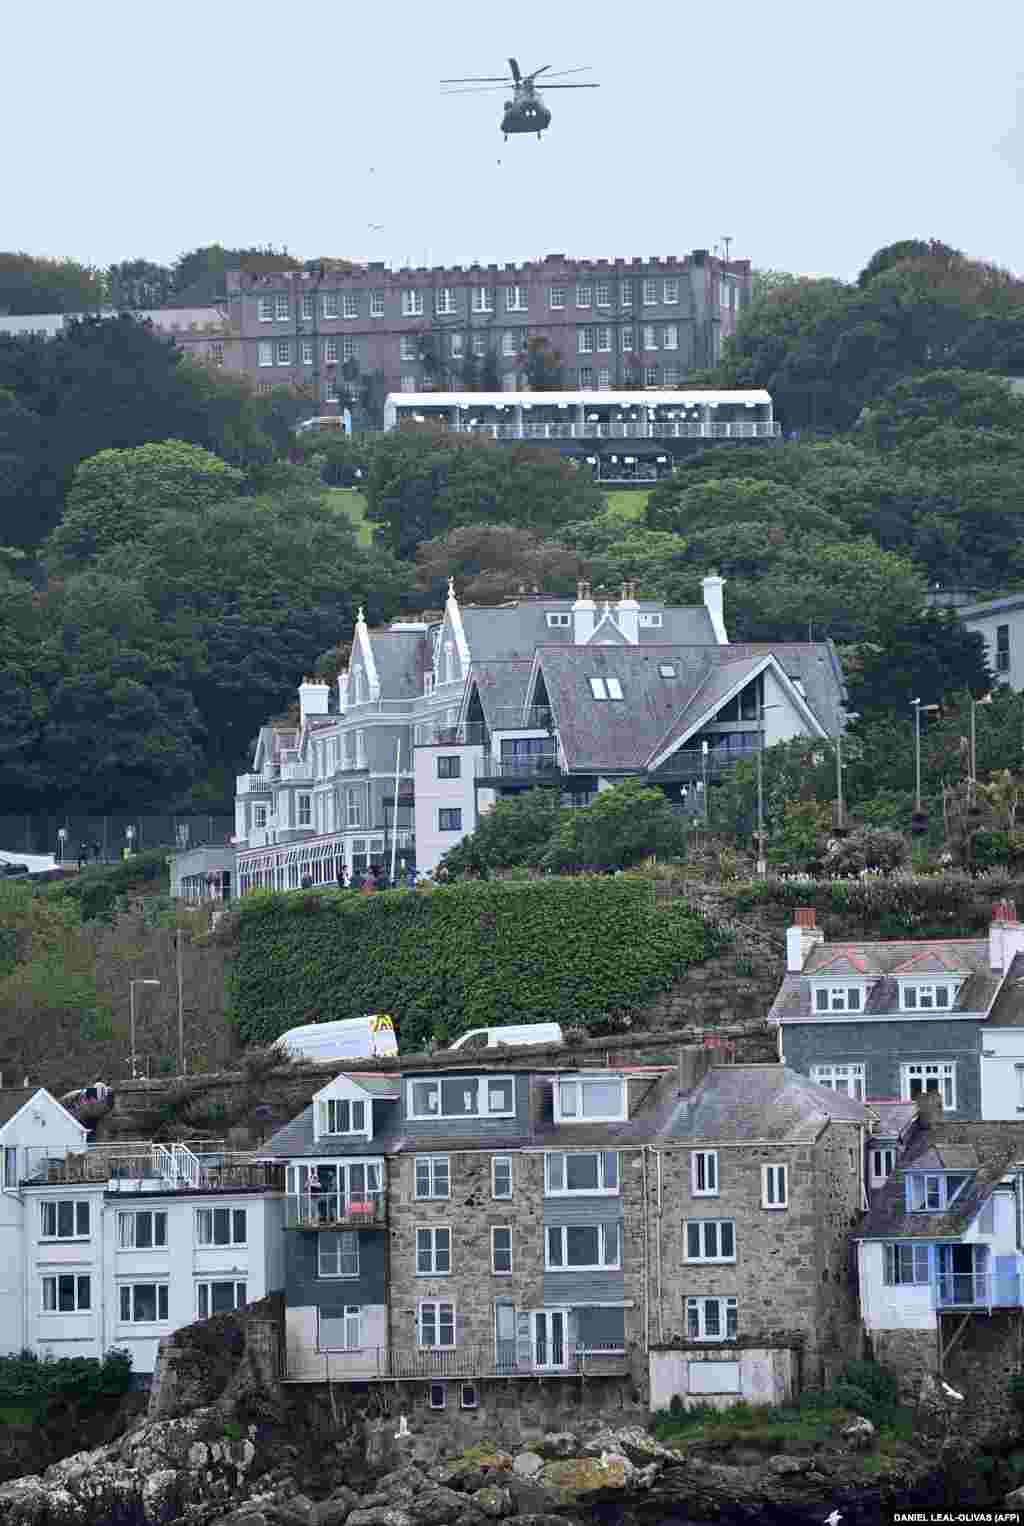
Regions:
[[441, 58, 599, 140]]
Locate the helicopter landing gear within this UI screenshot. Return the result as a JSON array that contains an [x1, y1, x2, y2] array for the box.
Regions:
[[537, 130, 542, 139]]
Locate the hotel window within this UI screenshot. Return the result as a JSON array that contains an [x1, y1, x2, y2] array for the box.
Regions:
[[119, 1283, 169, 1322], [596, 281, 611, 307], [325, 378, 339, 403], [40, 1200, 90, 1239], [621, 326, 634, 351], [439, 807, 462, 831], [415, 1156, 450, 1199], [418, 1300, 455, 1348], [472, 287, 493, 313], [598, 368, 610, 389], [402, 290, 424, 317], [492, 1156, 513, 1199], [620, 279, 632, 306], [301, 341, 314, 365], [686, 1295, 737, 1341], [274, 294, 289, 320], [506, 285, 528, 311], [400, 336, 418, 361], [596, 326, 611, 351], [578, 327, 594, 354], [301, 293, 314, 320], [813, 985, 863, 1013], [318, 1231, 359, 1277], [322, 293, 339, 319], [997, 625, 1011, 673], [491, 1227, 513, 1274], [546, 1222, 621, 1270], [691, 1150, 718, 1196], [664, 278, 679, 304], [257, 297, 274, 322], [578, 366, 594, 388], [416, 1226, 451, 1275], [370, 290, 385, 317], [342, 293, 358, 318], [450, 332, 464, 358], [901, 1061, 957, 1110], [549, 286, 566, 309], [686, 1219, 736, 1262], [642, 278, 658, 304], [576, 283, 592, 307], [257, 341, 273, 367], [645, 366, 659, 386], [197, 1280, 247, 1317], [502, 331, 517, 356], [436, 287, 457, 315], [276, 340, 291, 365], [811, 1062, 865, 1100], [663, 324, 679, 349], [117, 1209, 166, 1249], [324, 339, 339, 364], [342, 336, 356, 362], [642, 325, 658, 350], [42, 1275, 91, 1313], [195, 1208, 247, 1246], [762, 1164, 789, 1208]]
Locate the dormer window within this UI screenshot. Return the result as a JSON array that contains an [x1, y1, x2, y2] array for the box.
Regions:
[[588, 677, 623, 700], [813, 985, 863, 1013], [406, 1076, 516, 1121], [900, 981, 961, 1011], [547, 612, 571, 628], [321, 1099, 366, 1135], [906, 1172, 970, 1213], [638, 612, 663, 627], [555, 1076, 626, 1123]]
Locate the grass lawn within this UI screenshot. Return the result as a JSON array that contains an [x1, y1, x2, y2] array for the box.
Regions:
[[328, 488, 372, 546], [603, 489, 649, 524]]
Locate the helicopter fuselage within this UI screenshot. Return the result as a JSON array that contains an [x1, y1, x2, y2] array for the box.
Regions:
[[501, 83, 551, 136]]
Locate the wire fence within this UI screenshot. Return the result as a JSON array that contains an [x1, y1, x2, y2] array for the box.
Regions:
[[0, 814, 234, 862]]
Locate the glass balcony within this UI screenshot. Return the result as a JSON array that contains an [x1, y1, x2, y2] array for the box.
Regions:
[[285, 1192, 388, 1230]]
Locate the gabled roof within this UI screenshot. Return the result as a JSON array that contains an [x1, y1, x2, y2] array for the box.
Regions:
[[364, 629, 428, 700], [0, 1087, 88, 1139], [457, 600, 716, 660], [769, 937, 1001, 1025], [857, 1125, 1016, 1241], [867, 1101, 919, 1140], [643, 1064, 868, 1144], [982, 952, 1024, 1028], [462, 660, 535, 727], [803, 940, 988, 980]]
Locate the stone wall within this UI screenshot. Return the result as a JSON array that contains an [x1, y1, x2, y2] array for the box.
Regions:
[[813, 1119, 866, 1382], [149, 1292, 285, 1420], [869, 1327, 937, 1381]]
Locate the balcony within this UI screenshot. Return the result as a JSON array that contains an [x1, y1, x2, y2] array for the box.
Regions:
[[305, 1343, 630, 1382], [236, 773, 272, 795], [659, 740, 761, 784], [417, 722, 488, 748], [286, 1191, 388, 1230], [934, 1270, 1023, 1309], [463, 420, 780, 443], [22, 1142, 284, 1193], [476, 753, 560, 782]]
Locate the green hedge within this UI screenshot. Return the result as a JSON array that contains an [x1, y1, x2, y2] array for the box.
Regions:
[[725, 871, 1024, 939], [228, 878, 716, 1051], [45, 850, 169, 923], [0, 1348, 132, 1412]]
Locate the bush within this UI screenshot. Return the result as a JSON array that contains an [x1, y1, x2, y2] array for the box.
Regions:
[[227, 878, 718, 1052], [0, 1348, 132, 1412], [823, 828, 909, 876]]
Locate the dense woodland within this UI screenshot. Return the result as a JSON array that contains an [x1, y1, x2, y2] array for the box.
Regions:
[[1, 238, 1023, 834]]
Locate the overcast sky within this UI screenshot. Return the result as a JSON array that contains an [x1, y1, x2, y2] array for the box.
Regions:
[[6, 0, 1022, 282]]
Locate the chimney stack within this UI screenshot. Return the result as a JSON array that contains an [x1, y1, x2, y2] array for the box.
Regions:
[[677, 1045, 713, 1095], [990, 899, 1024, 973], [786, 907, 824, 972], [702, 572, 728, 645], [298, 677, 330, 729], [615, 580, 640, 644], [572, 580, 596, 644]]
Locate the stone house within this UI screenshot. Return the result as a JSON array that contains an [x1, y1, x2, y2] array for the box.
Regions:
[[771, 902, 1024, 1120], [259, 1049, 868, 1419]]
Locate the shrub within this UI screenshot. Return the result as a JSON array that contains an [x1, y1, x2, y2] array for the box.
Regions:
[[0, 1348, 132, 1412], [823, 828, 909, 876]]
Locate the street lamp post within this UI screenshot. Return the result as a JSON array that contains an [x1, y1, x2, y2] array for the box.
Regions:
[[128, 979, 160, 1081], [911, 698, 922, 814], [56, 828, 68, 864], [701, 740, 709, 825]]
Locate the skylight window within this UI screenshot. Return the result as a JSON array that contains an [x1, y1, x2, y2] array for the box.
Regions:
[[589, 678, 607, 699], [659, 664, 676, 678], [606, 677, 623, 699]]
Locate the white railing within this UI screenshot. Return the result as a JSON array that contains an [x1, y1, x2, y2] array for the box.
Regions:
[[463, 420, 779, 442], [236, 773, 272, 794], [933, 1271, 1023, 1308], [280, 763, 313, 782], [310, 1343, 630, 1381]]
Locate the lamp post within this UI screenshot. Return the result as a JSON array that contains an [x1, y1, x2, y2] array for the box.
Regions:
[[56, 827, 68, 865], [702, 740, 709, 824], [128, 979, 160, 1081], [125, 824, 136, 860], [911, 698, 922, 814]]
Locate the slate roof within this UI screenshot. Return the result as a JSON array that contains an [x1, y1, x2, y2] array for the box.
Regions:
[[463, 660, 535, 726], [982, 952, 1024, 1027], [768, 939, 999, 1025], [456, 599, 716, 661], [365, 630, 428, 700], [715, 642, 847, 737], [857, 1127, 1014, 1241], [867, 1101, 919, 1140], [260, 1064, 867, 1159]]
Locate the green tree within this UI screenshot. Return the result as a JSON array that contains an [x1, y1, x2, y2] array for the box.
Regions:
[[0, 551, 49, 803], [645, 477, 849, 539], [415, 524, 583, 603], [441, 788, 563, 875], [543, 779, 688, 873], [860, 369, 1024, 450], [856, 239, 961, 288], [0, 252, 106, 314], [106, 259, 173, 310]]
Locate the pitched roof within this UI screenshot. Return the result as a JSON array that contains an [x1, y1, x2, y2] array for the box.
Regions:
[[457, 600, 716, 661], [982, 952, 1024, 1027], [802, 940, 989, 979], [857, 1125, 1017, 1241], [364, 630, 427, 700], [644, 1064, 868, 1144], [866, 1101, 919, 1140], [463, 660, 535, 727]]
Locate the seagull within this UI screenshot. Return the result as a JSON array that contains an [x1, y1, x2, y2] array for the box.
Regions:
[[824, 1512, 843, 1526], [368, 224, 384, 231], [394, 1415, 410, 1439]]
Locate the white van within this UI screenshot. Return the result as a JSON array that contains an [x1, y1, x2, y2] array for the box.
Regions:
[[449, 1022, 563, 1051], [276, 1014, 398, 1063]]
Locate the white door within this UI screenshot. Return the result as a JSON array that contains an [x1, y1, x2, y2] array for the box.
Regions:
[[532, 1309, 568, 1369]]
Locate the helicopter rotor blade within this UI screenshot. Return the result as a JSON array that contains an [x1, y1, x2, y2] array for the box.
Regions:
[[538, 83, 601, 89], [528, 64, 552, 79], [508, 57, 521, 84], [541, 67, 594, 77], [441, 85, 512, 95], [440, 75, 510, 83]]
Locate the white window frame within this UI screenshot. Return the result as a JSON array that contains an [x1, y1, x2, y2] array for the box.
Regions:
[[810, 1062, 865, 1100], [276, 340, 291, 365], [621, 326, 634, 351], [642, 324, 658, 350], [257, 341, 273, 367], [576, 283, 593, 307], [429, 1382, 447, 1408], [342, 293, 358, 319], [606, 677, 624, 700], [472, 287, 493, 313], [300, 293, 314, 321], [435, 287, 456, 315], [318, 1230, 360, 1278], [416, 1226, 452, 1276], [544, 1150, 619, 1195], [883, 1244, 930, 1286], [195, 1207, 247, 1247], [554, 1075, 626, 1122], [545, 1222, 621, 1271], [870, 1146, 896, 1187], [415, 1155, 450, 1200], [40, 1199, 91, 1240], [901, 981, 959, 1011], [438, 807, 462, 832], [406, 1077, 516, 1121], [549, 286, 566, 309], [596, 280, 611, 307], [620, 280, 632, 306], [685, 1219, 736, 1263], [324, 338, 339, 364], [298, 793, 312, 826], [505, 285, 528, 312], [400, 374, 416, 393], [578, 367, 593, 388], [642, 278, 658, 305], [41, 1274, 91, 1313], [460, 1381, 478, 1409], [253, 805, 267, 828], [577, 327, 594, 354], [418, 1299, 455, 1348], [640, 612, 663, 627], [663, 324, 679, 350], [257, 296, 274, 322], [370, 290, 384, 317], [663, 278, 679, 304], [274, 294, 289, 321], [645, 365, 659, 386], [501, 331, 517, 356], [546, 612, 571, 628], [402, 290, 424, 317], [301, 340, 314, 366], [813, 984, 864, 1014], [117, 1209, 167, 1249], [597, 368, 610, 389], [197, 1279, 247, 1318], [691, 1150, 718, 1197], [399, 335, 417, 361], [491, 1225, 513, 1275], [762, 1163, 789, 1209], [596, 325, 612, 352], [900, 1061, 957, 1110], [321, 1098, 367, 1135], [450, 332, 464, 358], [342, 336, 356, 363], [319, 1304, 363, 1350], [119, 1282, 169, 1323], [589, 676, 607, 699], [492, 1156, 513, 1199], [686, 1294, 737, 1341], [322, 293, 340, 319]]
